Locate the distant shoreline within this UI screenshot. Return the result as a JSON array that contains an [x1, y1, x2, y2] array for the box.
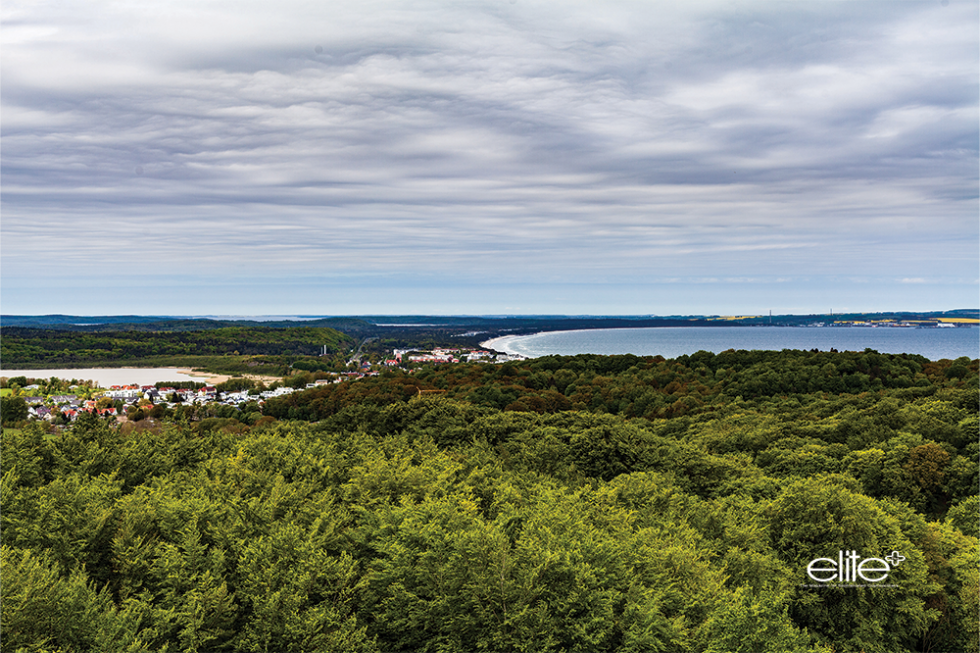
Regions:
[[479, 334, 531, 351], [481, 322, 977, 351], [481, 324, 979, 360]]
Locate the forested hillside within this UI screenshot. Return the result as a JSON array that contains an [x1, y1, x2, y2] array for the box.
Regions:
[[0, 326, 354, 368], [265, 349, 976, 417], [2, 349, 977, 652]]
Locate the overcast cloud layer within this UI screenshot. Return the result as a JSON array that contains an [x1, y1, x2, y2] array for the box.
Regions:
[[2, 0, 977, 315]]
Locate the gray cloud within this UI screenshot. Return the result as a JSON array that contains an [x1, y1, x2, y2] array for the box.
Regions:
[[2, 0, 976, 313]]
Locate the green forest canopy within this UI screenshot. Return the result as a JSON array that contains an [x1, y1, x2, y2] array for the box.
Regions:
[[1, 349, 977, 652], [0, 326, 354, 369]]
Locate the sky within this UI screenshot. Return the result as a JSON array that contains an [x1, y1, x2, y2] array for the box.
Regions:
[[2, 0, 977, 316]]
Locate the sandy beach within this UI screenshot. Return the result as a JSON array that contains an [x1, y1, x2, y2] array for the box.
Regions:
[[176, 369, 283, 386], [481, 332, 556, 356], [479, 335, 526, 352]]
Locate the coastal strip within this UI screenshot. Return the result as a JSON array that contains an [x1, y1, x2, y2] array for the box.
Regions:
[[480, 334, 533, 355], [176, 369, 283, 386]]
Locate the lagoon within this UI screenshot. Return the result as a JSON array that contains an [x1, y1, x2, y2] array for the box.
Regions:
[[0, 368, 208, 387], [487, 326, 979, 361]]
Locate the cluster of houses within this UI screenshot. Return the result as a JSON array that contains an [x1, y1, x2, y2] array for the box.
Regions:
[[13, 349, 531, 425], [385, 348, 525, 366], [825, 320, 967, 328], [105, 383, 299, 405], [17, 371, 397, 424], [21, 393, 98, 422], [19, 383, 301, 423]]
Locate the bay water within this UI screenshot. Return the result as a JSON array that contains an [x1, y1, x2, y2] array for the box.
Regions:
[[488, 326, 979, 361]]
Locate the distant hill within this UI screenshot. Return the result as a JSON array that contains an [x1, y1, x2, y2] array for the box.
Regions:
[[0, 315, 373, 332], [2, 310, 977, 333], [0, 325, 355, 369]]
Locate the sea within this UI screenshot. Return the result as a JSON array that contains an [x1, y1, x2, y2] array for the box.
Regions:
[[486, 326, 979, 361]]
